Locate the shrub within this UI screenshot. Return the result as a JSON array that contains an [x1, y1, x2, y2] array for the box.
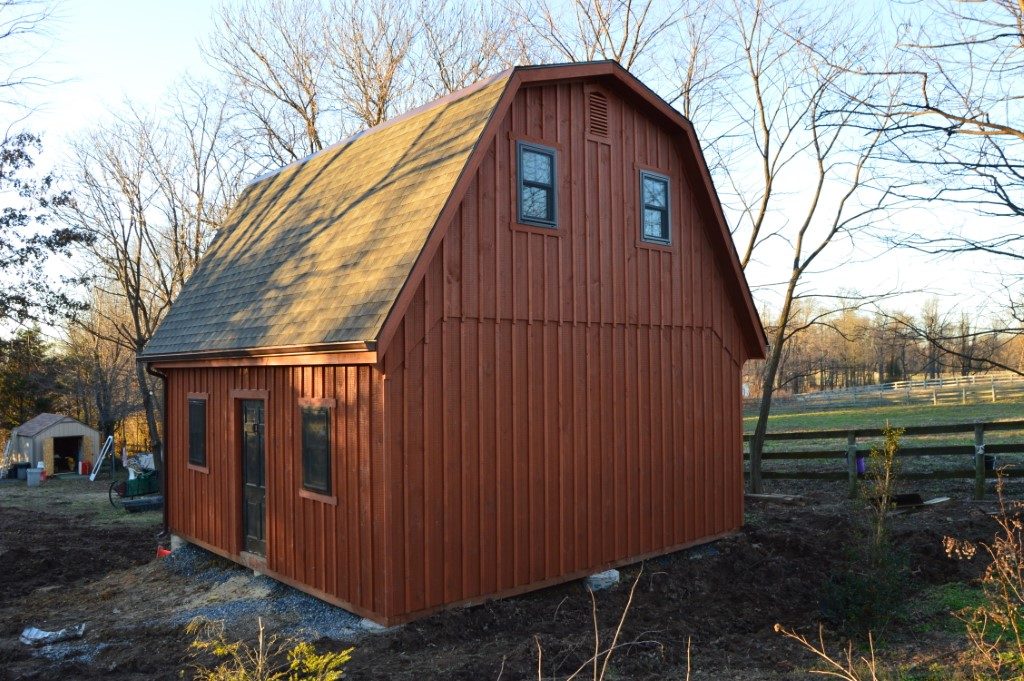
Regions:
[[821, 425, 908, 637], [186, 617, 352, 681], [945, 473, 1024, 678]]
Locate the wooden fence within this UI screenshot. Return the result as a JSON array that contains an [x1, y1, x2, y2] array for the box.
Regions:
[[743, 419, 1024, 499], [746, 371, 1024, 413]]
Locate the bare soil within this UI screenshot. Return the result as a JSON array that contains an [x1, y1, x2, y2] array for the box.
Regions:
[[0, 476, 1011, 680]]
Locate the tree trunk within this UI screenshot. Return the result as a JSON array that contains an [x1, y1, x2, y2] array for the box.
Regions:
[[134, 359, 163, 472], [748, 275, 797, 493]]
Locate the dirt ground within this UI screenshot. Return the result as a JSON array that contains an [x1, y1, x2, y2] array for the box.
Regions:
[[0, 475, 1012, 680]]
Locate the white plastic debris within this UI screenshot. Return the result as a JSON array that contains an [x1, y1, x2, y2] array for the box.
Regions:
[[584, 569, 620, 592], [19, 623, 86, 646]]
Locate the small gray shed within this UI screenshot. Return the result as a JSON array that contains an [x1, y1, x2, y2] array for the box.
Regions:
[[9, 414, 100, 474]]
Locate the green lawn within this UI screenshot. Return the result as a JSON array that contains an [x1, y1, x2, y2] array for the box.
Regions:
[[744, 400, 1024, 435], [743, 399, 1024, 483], [0, 475, 159, 526]]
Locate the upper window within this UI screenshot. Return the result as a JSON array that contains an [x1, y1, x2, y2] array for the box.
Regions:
[[640, 171, 671, 244], [301, 406, 331, 494], [188, 398, 207, 467], [517, 141, 557, 227]]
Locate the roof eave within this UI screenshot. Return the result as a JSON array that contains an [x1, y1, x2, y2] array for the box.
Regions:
[[141, 340, 378, 368]]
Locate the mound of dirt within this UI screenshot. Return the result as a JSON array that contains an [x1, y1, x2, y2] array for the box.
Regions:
[[0, 506, 156, 614]]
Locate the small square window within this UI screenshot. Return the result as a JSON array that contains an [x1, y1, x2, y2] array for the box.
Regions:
[[301, 406, 331, 494], [188, 399, 207, 467], [517, 142, 557, 227], [640, 172, 670, 244]]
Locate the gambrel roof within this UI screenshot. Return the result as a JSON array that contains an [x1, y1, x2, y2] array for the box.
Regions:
[[142, 62, 767, 362]]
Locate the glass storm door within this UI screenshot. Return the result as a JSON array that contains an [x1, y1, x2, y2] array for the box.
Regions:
[[241, 399, 266, 556]]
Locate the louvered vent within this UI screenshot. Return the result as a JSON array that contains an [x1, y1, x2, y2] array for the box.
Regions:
[[588, 91, 609, 137]]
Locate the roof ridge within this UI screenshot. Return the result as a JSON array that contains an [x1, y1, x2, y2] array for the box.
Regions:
[[247, 68, 515, 188]]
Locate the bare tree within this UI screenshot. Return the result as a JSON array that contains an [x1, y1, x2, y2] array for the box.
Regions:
[[717, 0, 901, 493], [415, 0, 519, 97], [853, 1, 1024, 370], [206, 0, 515, 169], [510, 0, 681, 74], [881, 0, 1024, 222], [205, 0, 336, 166], [65, 290, 140, 439], [0, 0, 56, 100], [63, 86, 240, 467], [324, 0, 417, 128]]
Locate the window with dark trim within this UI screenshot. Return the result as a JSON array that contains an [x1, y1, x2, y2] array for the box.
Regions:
[[188, 399, 207, 467], [517, 141, 557, 227], [640, 171, 671, 244], [301, 406, 331, 494]]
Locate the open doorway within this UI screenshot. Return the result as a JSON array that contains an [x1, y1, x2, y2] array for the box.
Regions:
[[52, 436, 82, 473]]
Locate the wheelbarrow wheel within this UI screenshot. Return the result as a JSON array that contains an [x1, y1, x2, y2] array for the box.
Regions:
[[109, 480, 127, 509]]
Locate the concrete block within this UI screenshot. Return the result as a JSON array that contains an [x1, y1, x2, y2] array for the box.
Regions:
[[584, 569, 620, 591], [170, 534, 188, 551], [358, 617, 388, 632]]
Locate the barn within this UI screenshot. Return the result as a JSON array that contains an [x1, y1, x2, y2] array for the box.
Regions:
[[141, 61, 767, 625], [9, 413, 100, 475]]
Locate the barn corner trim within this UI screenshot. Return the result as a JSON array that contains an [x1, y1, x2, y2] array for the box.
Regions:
[[374, 61, 768, 362]]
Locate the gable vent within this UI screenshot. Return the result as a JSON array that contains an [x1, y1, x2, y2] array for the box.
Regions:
[[588, 91, 609, 138]]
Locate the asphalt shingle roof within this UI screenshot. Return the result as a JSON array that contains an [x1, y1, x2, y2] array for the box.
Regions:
[[15, 413, 73, 437], [142, 73, 510, 358]]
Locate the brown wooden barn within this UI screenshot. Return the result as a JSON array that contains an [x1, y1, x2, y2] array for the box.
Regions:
[[141, 61, 767, 625]]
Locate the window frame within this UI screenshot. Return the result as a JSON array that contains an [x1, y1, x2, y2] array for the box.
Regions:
[[517, 141, 558, 228], [187, 393, 208, 471], [639, 170, 672, 245], [298, 398, 335, 502]]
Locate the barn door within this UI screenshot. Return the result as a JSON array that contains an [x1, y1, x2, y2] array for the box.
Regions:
[[241, 399, 266, 556]]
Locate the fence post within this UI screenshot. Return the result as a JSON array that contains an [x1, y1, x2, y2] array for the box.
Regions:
[[974, 423, 986, 501], [846, 431, 858, 499]]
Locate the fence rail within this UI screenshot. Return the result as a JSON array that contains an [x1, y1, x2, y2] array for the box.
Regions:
[[746, 371, 1024, 412], [743, 418, 1024, 499]]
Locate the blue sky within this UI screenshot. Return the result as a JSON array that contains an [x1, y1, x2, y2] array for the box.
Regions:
[[22, 0, 213, 145]]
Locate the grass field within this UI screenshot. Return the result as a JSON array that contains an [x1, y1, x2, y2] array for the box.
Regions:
[[744, 399, 1024, 434], [743, 397, 1024, 493], [0, 475, 158, 527]]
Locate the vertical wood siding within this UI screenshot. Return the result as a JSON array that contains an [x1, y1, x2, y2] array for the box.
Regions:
[[164, 77, 754, 624], [380, 81, 750, 619], [164, 364, 387, 618]]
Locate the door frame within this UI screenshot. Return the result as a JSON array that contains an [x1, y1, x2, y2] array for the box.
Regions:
[[230, 389, 269, 562]]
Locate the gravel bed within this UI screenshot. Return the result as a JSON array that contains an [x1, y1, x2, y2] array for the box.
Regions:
[[164, 543, 363, 640]]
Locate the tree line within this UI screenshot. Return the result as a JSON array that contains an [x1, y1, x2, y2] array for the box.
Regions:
[[0, 0, 1019, 487], [744, 299, 1024, 399]]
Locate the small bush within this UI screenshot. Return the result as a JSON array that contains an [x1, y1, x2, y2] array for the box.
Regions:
[[186, 617, 352, 681], [822, 425, 908, 637], [945, 474, 1024, 678]]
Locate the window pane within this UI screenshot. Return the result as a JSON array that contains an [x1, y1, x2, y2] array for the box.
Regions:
[[188, 399, 206, 466], [643, 176, 667, 208], [302, 407, 330, 494], [521, 186, 551, 221], [644, 208, 667, 239], [521, 149, 552, 184]]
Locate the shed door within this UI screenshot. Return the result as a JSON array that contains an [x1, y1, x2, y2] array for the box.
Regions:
[[241, 399, 266, 556]]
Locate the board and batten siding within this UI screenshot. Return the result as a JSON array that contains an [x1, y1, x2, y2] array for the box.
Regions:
[[378, 81, 749, 620], [164, 365, 388, 619]]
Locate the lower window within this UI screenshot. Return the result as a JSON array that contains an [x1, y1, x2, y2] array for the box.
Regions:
[[301, 406, 331, 494]]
